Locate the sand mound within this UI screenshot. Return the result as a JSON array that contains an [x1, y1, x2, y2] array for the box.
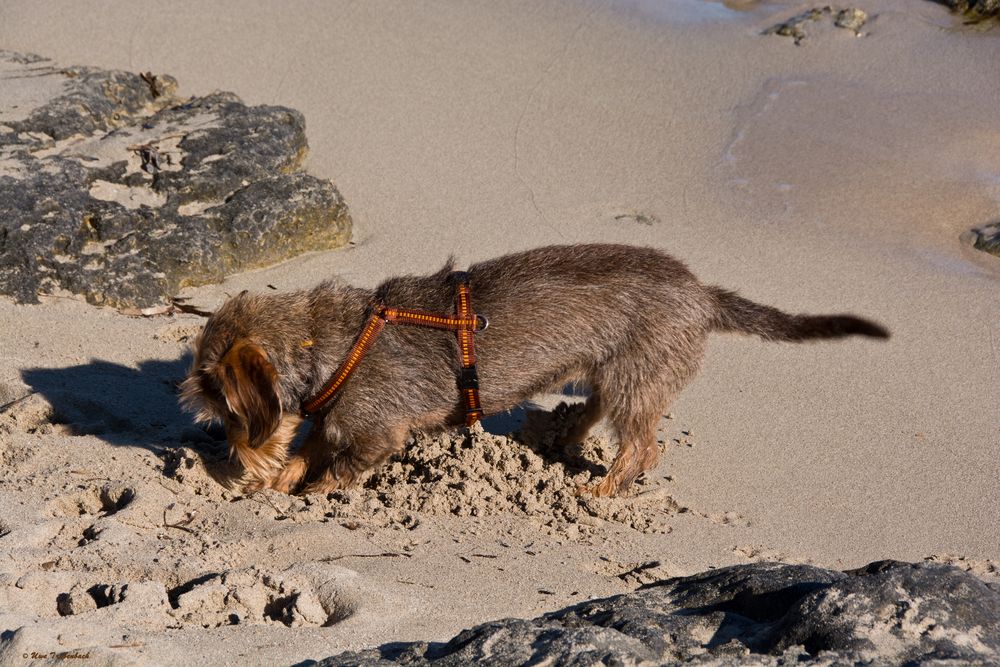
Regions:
[[162, 402, 682, 535], [319, 403, 681, 535]]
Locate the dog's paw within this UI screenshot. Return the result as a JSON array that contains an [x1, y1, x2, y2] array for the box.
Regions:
[[241, 474, 279, 494], [299, 477, 341, 495], [270, 456, 309, 494], [579, 477, 626, 498]]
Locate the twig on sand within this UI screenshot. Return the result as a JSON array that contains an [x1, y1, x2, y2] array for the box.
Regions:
[[617, 560, 662, 582], [321, 552, 413, 561], [155, 479, 182, 496], [252, 492, 297, 522], [170, 296, 213, 317], [0, 391, 37, 413], [162, 506, 198, 534], [36, 292, 85, 302], [118, 296, 213, 319], [459, 553, 498, 563]]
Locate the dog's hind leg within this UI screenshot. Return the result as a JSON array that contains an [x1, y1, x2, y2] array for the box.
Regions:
[[587, 326, 708, 497], [588, 405, 663, 497]]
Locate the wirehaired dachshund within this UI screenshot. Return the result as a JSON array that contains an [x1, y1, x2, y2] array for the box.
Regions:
[[181, 244, 888, 497]]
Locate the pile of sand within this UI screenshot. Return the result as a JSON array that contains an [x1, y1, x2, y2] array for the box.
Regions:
[[315, 404, 677, 534], [164, 401, 682, 535]]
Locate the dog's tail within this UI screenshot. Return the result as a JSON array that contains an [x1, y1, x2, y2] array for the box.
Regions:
[[708, 286, 889, 342]]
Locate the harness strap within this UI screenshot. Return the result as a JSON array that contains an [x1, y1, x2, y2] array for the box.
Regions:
[[301, 274, 485, 425], [300, 313, 386, 416], [454, 274, 484, 425]]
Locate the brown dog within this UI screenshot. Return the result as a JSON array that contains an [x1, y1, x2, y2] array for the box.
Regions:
[[180, 244, 888, 497]]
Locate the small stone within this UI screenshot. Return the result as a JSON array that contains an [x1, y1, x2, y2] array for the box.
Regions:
[[965, 221, 1000, 258], [835, 8, 868, 34]]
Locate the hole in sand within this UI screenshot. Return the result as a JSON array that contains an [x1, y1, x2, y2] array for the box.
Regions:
[[167, 573, 219, 610], [48, 484, 136, 518], [167, 569, 352, 628], [77, 524, 101, 547], [56, 583, 126, 617], [99, 486, 135, 514]]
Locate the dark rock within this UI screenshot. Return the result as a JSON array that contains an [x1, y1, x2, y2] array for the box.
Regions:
[[0, 51, 351, 308], [319, 561, 1000, 666], [964, 221, 1000, 258], [932, 0, 1000, 22], [762, 6, 867, 45]]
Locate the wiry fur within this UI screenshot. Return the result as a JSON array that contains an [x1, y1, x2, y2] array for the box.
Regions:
[[180, 244, 889, 497]]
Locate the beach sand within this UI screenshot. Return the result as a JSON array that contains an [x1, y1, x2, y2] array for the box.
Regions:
[[0, 1, 997, 664]]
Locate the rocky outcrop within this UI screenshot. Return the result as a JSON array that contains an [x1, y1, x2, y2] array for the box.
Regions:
[[965, 221, 1000, 258], [932, 0, 1000, 22], [0, 51, 351, 308], [320, 560, 1000, 665]]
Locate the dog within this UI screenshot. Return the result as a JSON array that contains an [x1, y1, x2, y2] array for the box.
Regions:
[[180, 244, 889, 497]]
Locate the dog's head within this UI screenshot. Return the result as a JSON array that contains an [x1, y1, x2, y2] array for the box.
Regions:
[[179, 292, 284, 451]]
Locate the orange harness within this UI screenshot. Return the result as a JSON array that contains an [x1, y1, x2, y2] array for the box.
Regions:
[[301, 273, 486, 425]]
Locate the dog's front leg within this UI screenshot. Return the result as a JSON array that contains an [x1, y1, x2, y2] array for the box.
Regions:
[[236, 413, 302, 493], [300, 425, 409, 495], [266, 427, 328, 494]]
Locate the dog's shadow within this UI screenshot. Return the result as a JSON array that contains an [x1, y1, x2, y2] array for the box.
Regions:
[[19, 358, 605, 486], [20, 355, 224, 451]]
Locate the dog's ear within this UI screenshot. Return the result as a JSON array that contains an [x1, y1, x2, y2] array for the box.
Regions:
[[218, 340, 282, 448]]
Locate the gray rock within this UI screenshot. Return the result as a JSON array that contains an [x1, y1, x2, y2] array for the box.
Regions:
[[932, 0, 1000, 22], [319, 560, 1000, 666], [762, 7, 867, 45], [0, 51, 351, 308], [834, 8, 868, 33], [964, 221, 1000, 258]]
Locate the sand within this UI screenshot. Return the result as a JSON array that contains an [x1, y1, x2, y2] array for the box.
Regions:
[[0, 0, 998, 664]]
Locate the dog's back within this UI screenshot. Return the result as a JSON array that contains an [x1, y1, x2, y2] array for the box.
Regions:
[[460, 244, 887, 495]]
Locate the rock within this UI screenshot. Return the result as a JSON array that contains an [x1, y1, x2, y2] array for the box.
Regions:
[[0, 50, 351, 308], [932, 0, 1000, 22], [834, 8, 868, 33], [319, 560, 1000, 665], [964, 221, 1000, 258], [763, 6, 867, 44]]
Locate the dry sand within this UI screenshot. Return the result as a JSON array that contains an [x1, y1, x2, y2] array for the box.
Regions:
[[0, 0, 998, 664]]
